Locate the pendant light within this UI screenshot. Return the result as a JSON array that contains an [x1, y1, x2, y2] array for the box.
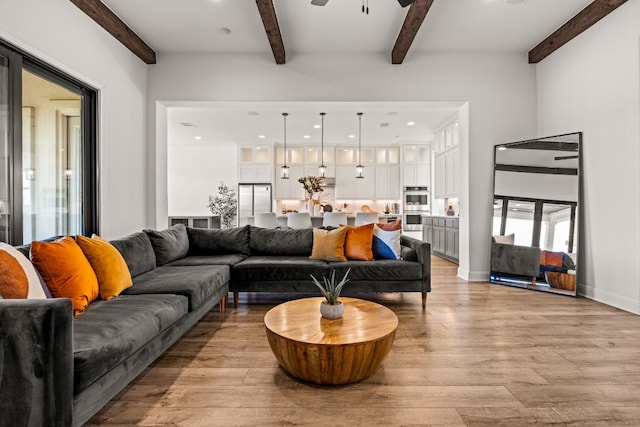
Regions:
[[280, 112, 290, 179], [318, 112, 327, 178], [356, 112, 364, 179]]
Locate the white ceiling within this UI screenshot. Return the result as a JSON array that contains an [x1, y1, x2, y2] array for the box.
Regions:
[[103, 0, 592, 55], [168, 101, 461, 147], [102, 0, 592, 148]]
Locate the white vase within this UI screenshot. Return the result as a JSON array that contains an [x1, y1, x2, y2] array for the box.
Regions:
[[320, 300, 344, 319], [307, 199, 314, 213]]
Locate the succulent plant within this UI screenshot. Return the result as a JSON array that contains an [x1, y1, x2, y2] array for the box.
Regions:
[[310, 268, 351, 305]]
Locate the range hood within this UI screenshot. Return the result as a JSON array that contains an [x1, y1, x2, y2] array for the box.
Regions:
[[321, 177, 335, 186]]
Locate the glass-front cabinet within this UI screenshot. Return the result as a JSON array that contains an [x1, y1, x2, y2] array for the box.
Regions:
[[238, 145, 272, 183]]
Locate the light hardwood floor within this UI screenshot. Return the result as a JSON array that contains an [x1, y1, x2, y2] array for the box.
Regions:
[[88, 257, 640, 426]]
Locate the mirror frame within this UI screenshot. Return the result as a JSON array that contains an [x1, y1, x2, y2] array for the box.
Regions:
[[489, 132, 582, 296]]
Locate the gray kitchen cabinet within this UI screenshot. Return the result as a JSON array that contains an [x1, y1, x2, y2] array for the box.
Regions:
[[423, 216, 459, 263]]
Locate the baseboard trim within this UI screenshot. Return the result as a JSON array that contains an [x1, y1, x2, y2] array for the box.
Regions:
[[579, 284, 640, 315], [458, 268, 488, 282]]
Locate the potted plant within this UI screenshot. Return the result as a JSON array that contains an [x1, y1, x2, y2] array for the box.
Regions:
[[310, 268, 351, 319], [207, 182, 238, 229]]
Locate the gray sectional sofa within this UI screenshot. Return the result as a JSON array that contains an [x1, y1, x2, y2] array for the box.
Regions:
[[0, 224, 431, 426]]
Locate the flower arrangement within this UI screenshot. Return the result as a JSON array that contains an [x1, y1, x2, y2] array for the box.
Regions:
[[310, 268, 351, 306], [297, 176, 324, 200], [207, 182, 237, 229]]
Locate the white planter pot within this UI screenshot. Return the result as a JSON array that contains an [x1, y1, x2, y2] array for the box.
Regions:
[[320, 300, 344, 319]]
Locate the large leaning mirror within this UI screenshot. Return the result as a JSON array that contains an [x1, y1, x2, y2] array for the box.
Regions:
[[490, 132, 581, 296]]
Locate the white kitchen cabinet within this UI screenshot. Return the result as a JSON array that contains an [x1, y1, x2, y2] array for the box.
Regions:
[[375, 147, 400, 164], [238, 145, 272, 183], [335, 164, 375, 199], [432, 119, 460, 198], [445, 147, 460, 197], [433, 154, 446, 198], [375, 165, 400, 199], [402, 145, 429, 164], [239, 165, 271, 183], [403, 164, 430, 187], [434, 129, 446, 155], [401, 144, 430, 187], [275, 165, 304, 199]]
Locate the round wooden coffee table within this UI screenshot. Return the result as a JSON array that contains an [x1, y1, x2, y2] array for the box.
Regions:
[[264, 297, 398, 385]]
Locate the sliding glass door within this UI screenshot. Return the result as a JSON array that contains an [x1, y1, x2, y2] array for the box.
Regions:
[[0, 53, 10, 242], [0, 39, 97, 244]]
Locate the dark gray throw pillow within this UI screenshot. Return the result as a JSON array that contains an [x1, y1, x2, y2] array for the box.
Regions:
[[110, 231, 157, 277], [187, 225, 250, 256], [144, 224, 189, 266], [249, 226, 313, 256]]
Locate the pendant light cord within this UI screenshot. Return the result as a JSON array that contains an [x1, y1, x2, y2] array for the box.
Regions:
[[358, 112, 362, 164], [321, 113, 325, 166], [283, 113, 288, 164]]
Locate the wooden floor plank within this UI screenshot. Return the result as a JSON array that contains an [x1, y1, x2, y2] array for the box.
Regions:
[[89, 256, 640, 426]]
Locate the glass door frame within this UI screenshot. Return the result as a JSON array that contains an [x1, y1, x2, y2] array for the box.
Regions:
[[0, 38, 98, 244]]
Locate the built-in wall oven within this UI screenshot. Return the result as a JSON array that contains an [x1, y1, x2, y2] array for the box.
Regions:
[[403, 186, 430, 231]]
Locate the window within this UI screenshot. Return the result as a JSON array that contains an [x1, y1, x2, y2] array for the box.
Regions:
[[493, 195, 576, 251], [0, 40, 97, 244]]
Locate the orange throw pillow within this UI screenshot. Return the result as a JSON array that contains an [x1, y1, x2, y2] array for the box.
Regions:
[[344, 223, 374, 261], [31, 236, 99, 315], [0, 248, 28, 298], [377, 219, 402, 231], [76, 235, 133, 300], [0, 242, 48, 299], [310, 227, 348, 262]]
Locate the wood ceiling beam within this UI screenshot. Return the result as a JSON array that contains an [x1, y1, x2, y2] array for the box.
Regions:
[[528, 0, 627, 64], [256, 0, 286, 64], [70, 0, 156, 64], [391, 0, 434, 65]]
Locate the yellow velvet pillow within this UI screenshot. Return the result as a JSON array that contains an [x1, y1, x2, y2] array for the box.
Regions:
[[76, 234, 133, 301], [310, 227, 348, 262], [344, 223, 374, 261], [31, 236, 99, 315]]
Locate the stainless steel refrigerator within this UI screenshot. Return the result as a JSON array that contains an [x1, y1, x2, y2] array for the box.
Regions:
[[238, 183, 272, 226]]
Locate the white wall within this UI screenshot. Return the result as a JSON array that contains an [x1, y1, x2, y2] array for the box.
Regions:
[[0, 0, 148, 239], [148, 52, 537, 280], [536, 3, 640, 313], [168, 144, 237, 217]]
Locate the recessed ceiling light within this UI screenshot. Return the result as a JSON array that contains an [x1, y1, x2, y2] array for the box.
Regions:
[[303, 135, 310, 139], [407, 121, 415, 126], [348, 134, 355, 139], [194, 136, 202, 140], [248, 111, 260, 116], [313, 124, 321, 129], [180, 122, 196, 127], [218, 27, 232, 36], [258, 135, 266, 139], [387, 112, 398, 116], [380, 123, 390, 128]]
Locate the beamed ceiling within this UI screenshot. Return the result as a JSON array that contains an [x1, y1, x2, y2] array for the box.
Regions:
[[71, 0, 628, 66]]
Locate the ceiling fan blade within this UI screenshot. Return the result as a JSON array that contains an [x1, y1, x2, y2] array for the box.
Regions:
[[554, 155, 579, 160], [398, 0, 415, 7], [311, 0, 329, 5]]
